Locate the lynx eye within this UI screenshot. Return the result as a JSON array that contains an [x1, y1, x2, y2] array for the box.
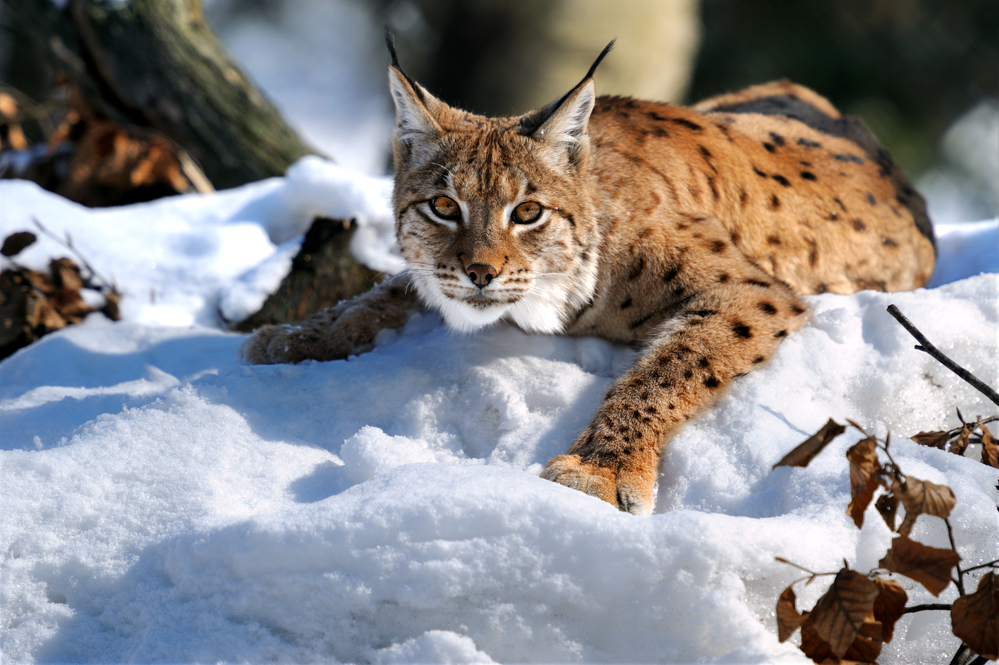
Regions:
[[512, 201, 543, 224], [431, 196, 460, 220]]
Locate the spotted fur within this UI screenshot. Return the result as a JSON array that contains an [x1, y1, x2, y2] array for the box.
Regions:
[[242, 44, 935, 515]]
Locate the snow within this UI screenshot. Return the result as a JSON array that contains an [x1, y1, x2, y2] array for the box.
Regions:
[[1, 167, 998, 663]]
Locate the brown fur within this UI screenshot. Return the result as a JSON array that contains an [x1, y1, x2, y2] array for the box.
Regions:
[[242, 51, 934, 515]]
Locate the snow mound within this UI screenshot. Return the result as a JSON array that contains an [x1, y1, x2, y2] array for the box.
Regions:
[[0, 169, 997, 663]]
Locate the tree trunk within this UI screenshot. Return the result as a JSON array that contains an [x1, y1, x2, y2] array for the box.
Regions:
[[5, 0, 318, 190]]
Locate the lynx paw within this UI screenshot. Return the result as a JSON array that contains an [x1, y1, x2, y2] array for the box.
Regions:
[[239, 324, 308, 365], [541, 455, 655, 515]]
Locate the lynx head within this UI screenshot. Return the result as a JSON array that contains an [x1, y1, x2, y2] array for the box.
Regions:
[[385, 33, 613, 334]]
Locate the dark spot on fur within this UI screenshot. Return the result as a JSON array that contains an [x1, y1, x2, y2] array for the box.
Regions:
[[766, 235, 781, 245], [739, 189, 748, 207], [791, 305, 806, 315], [852, 219, 866, 232], [564, 212, 575, 227], [752, 166, 767, 178], [770, 195, 781, 209], [866, 192, 876, 206], [800, 161, 812, 167], [834, 154, 864, 164], [769, 132, 786, 146], [717, 273, 730, 283], [815, 283, 828, 294], [671, 117, 703, 131], [752, 356, 766, 364], [698, 357, 710, 368], [774, 330, 788, 338], [709, 239, 726, 253], [668, 403, 675, 409], [629, 313, 655, 330], [707, 176, 719, 200], [744, 278, 770, 288], [733, 324, 753, 338], [800, 171, 817, 181], [699, 145, 712, 158], [763, 142, 776, 153], [882, 236, 899, 247], [797, 137, 821, 148], [647, 111, 667, 121], [772, 174, 791, 187], [834, 198, 846, 212], [663, 265, 681, 283], [628, 257, 645, 280], [620, 296, 633, 309], [704, 376, 720, 388], [759, 302, 778, 315]]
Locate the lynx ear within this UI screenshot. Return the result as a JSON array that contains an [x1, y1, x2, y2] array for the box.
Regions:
[[519, 40, 612, 168], [384, 29, 444, 147], [527, 80, 596, 148], [388, 67, 442, 144]]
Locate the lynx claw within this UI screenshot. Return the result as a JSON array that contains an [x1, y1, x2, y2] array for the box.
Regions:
[[541, 454, 654, 516]]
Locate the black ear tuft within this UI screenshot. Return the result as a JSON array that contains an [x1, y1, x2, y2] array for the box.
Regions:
[[384, 27, 428, 105], [384, 26, 401, 68], [584, 40, 615, 81]]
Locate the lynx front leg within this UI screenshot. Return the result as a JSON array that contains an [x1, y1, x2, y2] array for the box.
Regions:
[[544, 275, 808, 514], [240, 275, 421, 364]]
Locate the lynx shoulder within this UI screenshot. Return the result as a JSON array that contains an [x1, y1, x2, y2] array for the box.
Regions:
[[242, 40, 935, 515]]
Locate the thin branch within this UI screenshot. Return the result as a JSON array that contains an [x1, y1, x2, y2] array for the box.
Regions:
[[945, 518, 966, 596], [963, 558, 999, 573], [887, 305, 999, 407], [903, 603, 952, 613], [31, 216, 117, 293], [948, 643, 970, 665]]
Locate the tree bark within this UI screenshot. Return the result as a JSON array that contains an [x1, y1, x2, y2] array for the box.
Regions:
[[5, 0, 318, 190]]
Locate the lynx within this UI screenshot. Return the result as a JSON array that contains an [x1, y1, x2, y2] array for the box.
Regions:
[[242, 38, 936, 515]]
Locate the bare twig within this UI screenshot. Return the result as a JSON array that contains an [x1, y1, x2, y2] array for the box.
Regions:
[[31, 216, 117, 294], [944, 518, 966, 596], [903, 603, 952, 613], [963, 558, 999, 573], [887, 305, 999, 407]]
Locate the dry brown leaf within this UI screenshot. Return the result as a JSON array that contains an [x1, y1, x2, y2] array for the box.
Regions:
[[776, 585, 809, 642], [800, 614, 883, 664], [773, 419, 847, 469], [806, 568, 880, 659], [950, 423, 971, 456], [910, 430, 949, 450], [875, 493, 899, 532], [799, 623, 837, 663], [879, 535, 960, 596], [0, 92, 17, 118], [5, 123, 27, 150], [840, 613, 884, 664], [951, 571, 999, 660], [982, 424, 999, 469], [846, 437, 881, 528], [1, 231, 37, 258], [896, 477, 956, 537], [871, 578, 908, 643]]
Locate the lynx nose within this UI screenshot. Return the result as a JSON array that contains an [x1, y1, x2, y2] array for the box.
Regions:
[[465, 263, 498, 289]]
